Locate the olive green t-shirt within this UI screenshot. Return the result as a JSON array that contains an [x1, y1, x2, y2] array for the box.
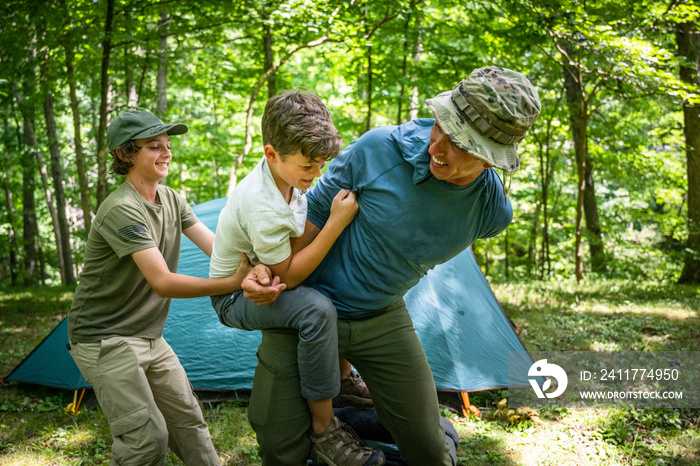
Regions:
[[68, 183, 198, 342]]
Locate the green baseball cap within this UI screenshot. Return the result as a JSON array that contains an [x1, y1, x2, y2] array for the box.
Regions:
[[426, 67, 540, 173], [107, 110, 188, 152]]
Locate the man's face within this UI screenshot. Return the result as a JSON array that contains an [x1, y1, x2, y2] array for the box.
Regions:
[[428, 123, 492, 186]]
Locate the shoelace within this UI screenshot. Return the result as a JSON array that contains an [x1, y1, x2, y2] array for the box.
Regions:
[[325, 424, 372, 460]]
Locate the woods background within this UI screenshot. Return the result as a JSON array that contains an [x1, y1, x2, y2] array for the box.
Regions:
[[2, 0, 699, 288]]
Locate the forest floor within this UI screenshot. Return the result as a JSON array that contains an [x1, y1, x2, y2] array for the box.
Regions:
[[0, 280, 699, 465]]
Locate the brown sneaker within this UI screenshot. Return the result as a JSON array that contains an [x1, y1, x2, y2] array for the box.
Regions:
[[312, 417, 385, 466], [333, 373, 373, 408]]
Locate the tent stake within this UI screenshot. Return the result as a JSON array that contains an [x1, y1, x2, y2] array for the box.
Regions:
[[65, 388, 86, 415], [75, 388, 86, 412], [460, 391, 481, 418]]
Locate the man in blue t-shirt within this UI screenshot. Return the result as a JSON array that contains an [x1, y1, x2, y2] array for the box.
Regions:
[[243, 66, 541, 465]]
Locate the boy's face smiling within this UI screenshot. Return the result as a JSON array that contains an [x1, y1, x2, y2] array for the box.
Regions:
[[265, 145, 326, 199], [129, 132, 172, 183]]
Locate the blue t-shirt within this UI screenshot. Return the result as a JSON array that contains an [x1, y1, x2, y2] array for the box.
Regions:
[[305, 118, 512, 319]]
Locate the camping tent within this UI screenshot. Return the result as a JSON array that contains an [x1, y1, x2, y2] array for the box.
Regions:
[[6, 197, 534, 396]]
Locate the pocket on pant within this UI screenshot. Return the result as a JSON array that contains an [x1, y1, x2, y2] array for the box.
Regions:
[[109, 406, 168, 463], [109, 406, 151, 437], [69, 342, 101, 384], [255, 351, 279, 376]]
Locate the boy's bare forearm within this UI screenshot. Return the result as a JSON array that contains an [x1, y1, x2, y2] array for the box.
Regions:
[[133, 247, 248, 299], [270, 191, 357, 288], [150, 273, 241, 298]]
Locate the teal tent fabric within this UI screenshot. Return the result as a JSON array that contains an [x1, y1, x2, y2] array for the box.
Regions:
[[5, 317, 89, 390], [165, 197, 259, 391], [6, 197, 532, 392], [404, 248, 531, 391]]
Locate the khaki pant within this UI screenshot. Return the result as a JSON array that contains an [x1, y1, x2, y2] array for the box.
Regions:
[[69, 336, 220, 466], [248, 300, 452, 466]]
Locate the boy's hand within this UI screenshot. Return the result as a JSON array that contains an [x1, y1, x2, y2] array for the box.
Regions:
[[328, 189, 358, 228], [242, 264, 287, 305]]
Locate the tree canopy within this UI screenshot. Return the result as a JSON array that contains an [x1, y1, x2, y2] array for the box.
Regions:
[[1, 0, 698, 286]]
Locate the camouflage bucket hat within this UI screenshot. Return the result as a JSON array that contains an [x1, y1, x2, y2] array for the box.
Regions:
[[426, 67, 541, 173], [107, 110, 188, 153]]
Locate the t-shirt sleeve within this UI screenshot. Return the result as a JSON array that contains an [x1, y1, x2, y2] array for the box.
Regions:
[[479, 172, 513, 239], [247, 210, 295, 266], [176, 191, 199, 230], [307, 139, 366, 229], [97, 204, 158, 258]]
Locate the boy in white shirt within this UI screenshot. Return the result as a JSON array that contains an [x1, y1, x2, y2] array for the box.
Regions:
[[210, 91, 384, 466]]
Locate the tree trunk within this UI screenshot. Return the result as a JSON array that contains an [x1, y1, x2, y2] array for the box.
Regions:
[[408, 19, 422, 121], [583, 153, 604, 272], [397, 10, 412, 125], [13, 85, 40, 286], [561, 41, 605, 280], [537, 141, 546, 279], [37, 142, 66, 284], [541, 183, 550, 279], [561, 48, 585, 282], [263, 18, 276, 98], [40, 30, 76, 285], [96, 0, 115, 206], [156, 9, 169, 117], [37, 234, 46, 285], [530, 197, 541, 278], [124, 11, 138, 108], [364, 39, 373, 134], [539, 137, 557, 280], [504, 229, 510, 281], [43, 90, 76, 285], [1, 116, 18, 285], [678, 21, 700, 283], [125, 43, 137, 108], [136, 47, 151, 107], [63, 22, 93, 235], [537, 92, 562, 279], [362, 6, 373, 133]]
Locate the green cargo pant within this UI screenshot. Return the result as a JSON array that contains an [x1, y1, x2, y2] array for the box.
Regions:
[[248, 300, 452, 466], [69, 336, 220, 466]]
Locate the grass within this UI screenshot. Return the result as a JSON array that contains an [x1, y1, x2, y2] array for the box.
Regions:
[[1, 280, 699, 465]]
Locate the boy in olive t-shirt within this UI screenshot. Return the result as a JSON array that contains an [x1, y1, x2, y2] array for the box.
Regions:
[[68, 110, 263, 465]]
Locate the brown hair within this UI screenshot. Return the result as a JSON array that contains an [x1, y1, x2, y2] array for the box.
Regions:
[[109, 140, 141, 175], [261, 90, 343, 161]]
